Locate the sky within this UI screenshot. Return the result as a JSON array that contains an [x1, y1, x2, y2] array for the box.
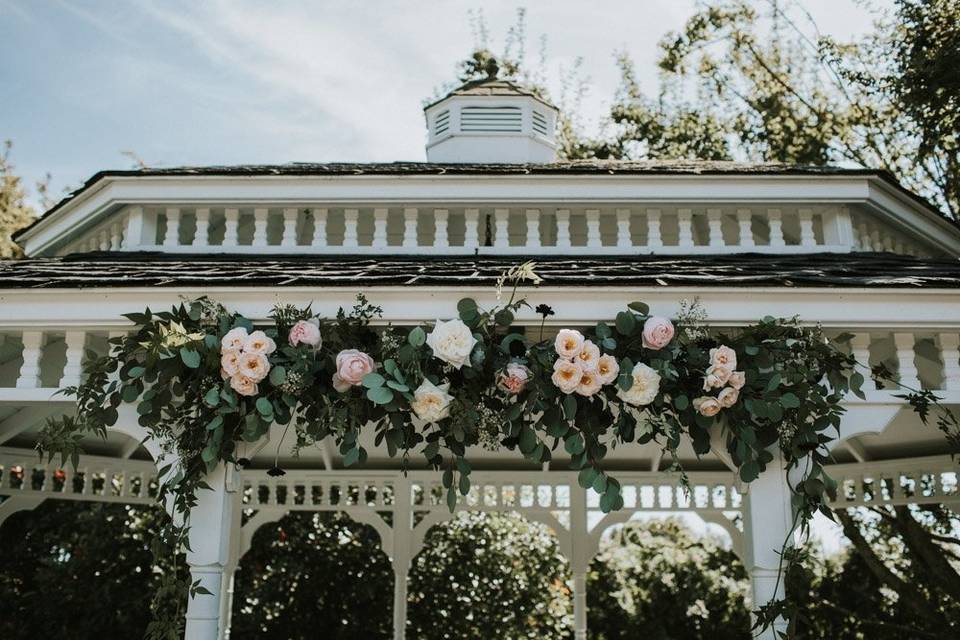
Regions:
[[1, 0, 887, 210]]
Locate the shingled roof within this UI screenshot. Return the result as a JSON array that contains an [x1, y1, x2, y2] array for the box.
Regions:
[[1, 252, 959, 289]]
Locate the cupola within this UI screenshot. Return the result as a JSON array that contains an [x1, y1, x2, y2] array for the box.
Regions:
[[423, 68, 558, 164]]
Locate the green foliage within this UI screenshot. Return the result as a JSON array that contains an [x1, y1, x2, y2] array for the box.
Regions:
[[407, 511, 573, 639], [0, 141, 37, 259], [588, 519, 750, 640]]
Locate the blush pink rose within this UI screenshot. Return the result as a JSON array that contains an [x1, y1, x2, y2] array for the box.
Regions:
[[718, 387, 739, 408], [331, 373, 352, 393], [498, 363, 531, 395], [642, 316, 675, 350], [728, 371, 746, 390], [334, 349, 376, 388], [289, 319, 322, 348], [693, 396, 722, 417], [703, 365, 732, 391], [710, 345, 738, 370], [230, 373, 258, 397]]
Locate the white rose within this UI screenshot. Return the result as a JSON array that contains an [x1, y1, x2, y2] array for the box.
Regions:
[[554, 329, 585, 359], [595, 354, 620, 385], [703, 365, 732, 391], [221, 327, 248, 352], [243, 330, 277, 355], [410, 379, 455, 423], [617, 363, 661, 407], [426, 319, 478, 369], [552, 358, 583, 394], [710, 345, 738, 370], [575, 340, 601, 372]]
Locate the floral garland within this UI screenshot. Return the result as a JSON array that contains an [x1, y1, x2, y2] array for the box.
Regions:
[[37, 265, 960, 637]]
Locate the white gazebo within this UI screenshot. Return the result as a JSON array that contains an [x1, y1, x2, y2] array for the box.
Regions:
[[2, 78, 960, 639]]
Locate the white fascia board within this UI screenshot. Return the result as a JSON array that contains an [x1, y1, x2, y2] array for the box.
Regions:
[[864, 177, 960, 254], [21, 172, 954, 255], [0, 285, 959, 330]]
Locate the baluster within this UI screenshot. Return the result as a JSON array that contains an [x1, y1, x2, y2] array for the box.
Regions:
[[463, 208, 480, 249], [281, 208, 298, 247], [646, 209, 662, 249], [86, 237, 97, 252], [109, 222, 122, 250], [252, 208, 269, 247], [677, 209, 694, 248], [768, 209, 785, 248], [938, 333, 960, 391], [123, 206, 143, 249], [372, 208, 388, 249], [707, 208, 724, 247], [163, 208, 181, 247], [615, 209, 631, 249], [856, 222, 870, 251], [223, 208, 239, 247], [493, 208, 509, 248], [59, 330, 86, 387], [798, 208, 816, 246], [883, 233, 895, 252], [193, 208, 210, 247], [894, 238, 905, 254], [311, 208, 328, 247], [98, 229, 110, 251], [524, 209, 541, 248], [267, 481, 277, 505], [555, 209, 571, 249], [343, 208, 359, 248], [434, 209, 449, 248], [870, 227, 884, 252], [894, 332, 921, 389], [850, 333, 872, 375], [585, 209, 601, 249], [736, 208, 754, 248], [403, 208, 419, 248], [16, 331, 43, 388]]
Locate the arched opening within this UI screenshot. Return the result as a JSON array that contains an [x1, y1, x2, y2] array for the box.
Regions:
[[407, 510, 573, 639], [229, 511, 393, 639]]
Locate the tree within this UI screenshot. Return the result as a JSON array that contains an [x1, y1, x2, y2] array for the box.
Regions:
[[0, 140, 37, 258], [406, 511, 573, 639], [588, 518, 750, 640], [595, 0, 960, 218]]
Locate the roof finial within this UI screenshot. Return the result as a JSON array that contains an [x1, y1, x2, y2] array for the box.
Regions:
[[484, 57, 499, 80]]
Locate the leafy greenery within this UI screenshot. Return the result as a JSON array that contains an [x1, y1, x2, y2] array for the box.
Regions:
[[0, 141, 39, 258]]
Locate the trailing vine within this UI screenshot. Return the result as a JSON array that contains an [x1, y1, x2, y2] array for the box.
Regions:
[[36, 264, 959, 637]]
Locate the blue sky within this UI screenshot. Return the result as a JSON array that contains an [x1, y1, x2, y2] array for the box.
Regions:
[[2, 0, 882, 210]]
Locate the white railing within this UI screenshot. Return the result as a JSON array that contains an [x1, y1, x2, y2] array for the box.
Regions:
[[58, 204, 934, 257]]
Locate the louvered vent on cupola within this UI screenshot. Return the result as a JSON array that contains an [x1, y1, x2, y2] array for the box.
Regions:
[[424, 76, 558, 163]]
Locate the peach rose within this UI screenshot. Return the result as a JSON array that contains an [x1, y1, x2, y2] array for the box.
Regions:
[[554, 329, 585, 359], [289, 319, 322, 348], [576, 340, 601, 372], [693, 396, 722, 417], [595, 354, 620, 385], [710, 345, 737, 370], [728, 371, 746, 390], [718, 386, 739, 408], [498, 363, 531, 395], [617, 363, 661, 406], [243, 330, 277, 355], [576, 370, 602, 397], [221, 350, 241, 376], [552, 358, 583, 394], [642, 316, 675, 350], [239, 352, 270, 382], [703, 365, 732, 391], [221, 327, 248, 352], [334, 349, 376, 387], [230, 373, 258, 397]]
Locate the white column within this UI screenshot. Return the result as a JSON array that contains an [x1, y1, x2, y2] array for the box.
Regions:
[[743, 450, 794, 638], [16, 331, 43, 388], [894, 332, 921, 389], [59, 330, 86, 387], [184, 464, 241, 640], [434, 209, 449, 249], [524, 209, 540, 249], [615, 208, 631, 249], [402, 208, 419, 249], [939, 333, 960, 391], [373, 208, 389, 249], [392, 478, 413, 640], [646, 209, 662, 249], [736, 208, 754, 248], [493, 208, 509, 248], [585, 209, 601, 249], [223, 209, 239, 248], [570, 486, 589, 640], [463, 208, 480, 250]]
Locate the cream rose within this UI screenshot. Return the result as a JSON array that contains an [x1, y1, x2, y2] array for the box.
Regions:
[[576, 340, 601, 372], [595, 354, 620, 385], [238, 352, 270, 382], [331, 373, 352, 393], [617, 363, 661, 406], [703, 365, 732, 391], [728, 371, 746, 390], [221, 350, 241, 376], [335, 349, 376, 387], [693, 396, 722, 417], [718, 386, 739, 408], [221, 327, 248, 352], [426, 318, 478, 369], [243, 330, 277, 355], [576, 370, 602, 397], [230, 373, 258, 397], [552, 359, 583, 394], [710, 345, 738, 370], [642, 316, 675, 350], [554, 329, 585, 359], [410, 379, 455, 423], [498, 363, 531, 395], [288, 319, 321, 348]]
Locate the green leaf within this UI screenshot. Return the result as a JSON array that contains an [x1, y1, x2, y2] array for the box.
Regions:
[[578, 467, 598, 489], [739, 460, 760, 483], [615, 311, 637, 336], [386, 380, 409, 392], [343, 447, 360, 467], [627, 301, 650, 315], [269, 366, 287, 386], [457, 298, 478, 315], [206, 415, 224, 431], [204, 387, 221, 407], [366, 386, 394, 405], [563, 394, 578, 420], [179, 347, 201, 369], [780, 392, 801, 409], [766, 373, 782, 392], [362, 372, 386, 388], [408, 326, 426, 347], [121, 385, 140, 403], [850, 371, 866, 400], [255, 397, 273, 416], [458, 473, 471, 496], [446, 486, 457, 512], [494, 309, 514, 327], [128, 366, 146, 378]]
